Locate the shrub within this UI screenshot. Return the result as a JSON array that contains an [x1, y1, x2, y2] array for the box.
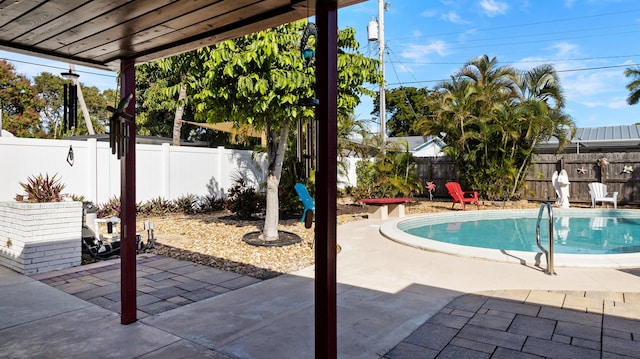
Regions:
[[174, 194, 199, 214], [225, 178, 265, 219], [198, 194, 225, 213], [19, 173, 66, 203], [140, 196, 177, 215], [98, 196, 121, 218]]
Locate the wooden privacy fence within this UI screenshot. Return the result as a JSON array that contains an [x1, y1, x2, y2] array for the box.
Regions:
[[415, 152, 640, 205]]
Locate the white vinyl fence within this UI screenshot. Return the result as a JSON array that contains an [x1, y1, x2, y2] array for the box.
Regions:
[[0, 137, 265, 204], [0, 136, 358, 205]]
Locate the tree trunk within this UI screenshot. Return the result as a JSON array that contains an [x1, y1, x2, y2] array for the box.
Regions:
[[261, 122, 290, 241], [172, 84, 187, 146]]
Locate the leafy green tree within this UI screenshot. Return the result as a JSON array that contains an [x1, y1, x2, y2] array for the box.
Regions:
[[373, 86, 432, 137], [0, 60, 43, 137], [136, 54, 234, 146], [624, 66, 640, 105], [80, 85, 112, 134], [33, 72, 64, 137], [142, 20, 379, 241]]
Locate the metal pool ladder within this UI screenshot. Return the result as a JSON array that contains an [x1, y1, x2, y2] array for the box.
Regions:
[[536, 202, 556, 275]]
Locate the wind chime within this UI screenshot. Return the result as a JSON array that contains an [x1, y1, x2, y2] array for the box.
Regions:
[[61, 73, 79, 133], [107, 94, 134, 159], [298, 20, 319, 178]]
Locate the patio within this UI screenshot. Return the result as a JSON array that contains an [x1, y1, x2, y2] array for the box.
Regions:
[[1, 217, 639, 358]]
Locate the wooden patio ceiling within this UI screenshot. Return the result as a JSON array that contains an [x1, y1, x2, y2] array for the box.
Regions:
[[0, 0, 363, 71]]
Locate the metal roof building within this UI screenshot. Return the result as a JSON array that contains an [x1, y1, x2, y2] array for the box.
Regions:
[[537, 125, 640, 153]]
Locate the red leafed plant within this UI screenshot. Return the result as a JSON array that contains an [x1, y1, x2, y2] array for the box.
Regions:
[[19, 173, 66, 203]]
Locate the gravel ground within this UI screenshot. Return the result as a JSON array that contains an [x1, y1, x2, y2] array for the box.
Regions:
[[133, 198, 547, 280]]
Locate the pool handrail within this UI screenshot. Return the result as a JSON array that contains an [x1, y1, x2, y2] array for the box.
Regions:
[[536, 202, 556, 275]]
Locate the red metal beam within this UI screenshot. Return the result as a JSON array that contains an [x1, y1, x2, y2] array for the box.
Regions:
[[120, 59, 137, 325], [314, 1, 338, 357]]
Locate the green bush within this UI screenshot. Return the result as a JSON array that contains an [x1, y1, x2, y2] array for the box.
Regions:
[[225, 178, 265, 219]]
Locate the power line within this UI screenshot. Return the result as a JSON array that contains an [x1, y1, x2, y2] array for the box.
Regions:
[[394, 54, 640, 66], [0, 57, 117, 78], [385, 62, 640, 87], [398, 28, 640, 54], [387, 8, 640, 41]]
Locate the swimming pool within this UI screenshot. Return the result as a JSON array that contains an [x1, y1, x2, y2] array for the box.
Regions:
[[379, 209, 640, 268]]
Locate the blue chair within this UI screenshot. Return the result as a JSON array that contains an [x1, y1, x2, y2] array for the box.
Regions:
[[294, 183, 315, 227]]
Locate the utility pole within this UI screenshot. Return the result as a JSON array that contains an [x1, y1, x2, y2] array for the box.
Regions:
[[378, 0, 386, 144]]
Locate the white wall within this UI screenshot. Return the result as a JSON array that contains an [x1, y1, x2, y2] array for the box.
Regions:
[[0, 137, 263, 204]]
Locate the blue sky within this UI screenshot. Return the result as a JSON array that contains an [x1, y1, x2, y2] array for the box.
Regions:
[[1, 0, 639, 133], [0, 51, 118, 93], [340, 0, 640, 131]]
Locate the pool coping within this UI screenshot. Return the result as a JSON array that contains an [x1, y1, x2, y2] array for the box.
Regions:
[[379, 208, 640, 269]]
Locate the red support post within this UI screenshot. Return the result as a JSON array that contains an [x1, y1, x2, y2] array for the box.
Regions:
[[120, 59, 137, 324], [314, 1, 338, 358]]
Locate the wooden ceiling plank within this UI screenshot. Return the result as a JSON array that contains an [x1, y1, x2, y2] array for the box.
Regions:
[[119, 7, 305, 67], [0, 0, 43, 28], [50, 0, 230, 54], [38, 0, 177, 50], [0, 1, 90, 42], [13, 0, 128, 46], [0, 0, 364, 71], [89, 0, 291, 62]]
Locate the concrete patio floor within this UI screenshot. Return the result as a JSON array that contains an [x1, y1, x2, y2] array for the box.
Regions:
[[1, 216, 639, 358]]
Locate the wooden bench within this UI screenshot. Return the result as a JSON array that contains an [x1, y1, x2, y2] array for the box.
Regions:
[[357, 198, 413, 220]]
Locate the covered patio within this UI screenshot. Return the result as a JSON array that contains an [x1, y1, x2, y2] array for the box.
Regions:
[[0, 0, 360, 357]]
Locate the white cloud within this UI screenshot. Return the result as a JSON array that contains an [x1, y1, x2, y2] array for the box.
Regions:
[[479, 0, 509, 17], [562, 69, 626, 104], [549, 42, 581, 57], [400, 41, 450, 60], [564, 0, 577, 8], [441, 11, 469, 24], [413, 30, 423, 38], [420, 9, 438, 17]]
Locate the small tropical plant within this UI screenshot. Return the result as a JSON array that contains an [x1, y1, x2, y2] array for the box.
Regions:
[[198, 194, 226, 213], [97, 196, 121, 218], [352, 140, 421, 199], [139, 196, 177, 215], [174, 194, 200, 214], [19, 173, 66, 202]]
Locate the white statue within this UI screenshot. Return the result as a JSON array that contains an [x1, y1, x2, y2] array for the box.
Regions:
[[552, 169, 570, 208]]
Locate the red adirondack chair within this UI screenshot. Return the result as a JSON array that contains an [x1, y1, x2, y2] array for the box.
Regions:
[[445, 182, 479, 210]]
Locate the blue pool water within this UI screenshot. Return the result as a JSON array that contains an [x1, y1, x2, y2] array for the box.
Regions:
[[401, 214, 640, 255]]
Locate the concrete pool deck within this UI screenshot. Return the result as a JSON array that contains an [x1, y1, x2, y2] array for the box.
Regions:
[[1, 216, 639, 358]]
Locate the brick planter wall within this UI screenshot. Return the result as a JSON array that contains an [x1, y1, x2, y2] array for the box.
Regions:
[[0, 201, 82, 275]]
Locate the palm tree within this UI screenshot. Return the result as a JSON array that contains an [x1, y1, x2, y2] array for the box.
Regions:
[[417, 55, 574, 200], [517, 64, 565, 109], [624, 66, 640, 105]]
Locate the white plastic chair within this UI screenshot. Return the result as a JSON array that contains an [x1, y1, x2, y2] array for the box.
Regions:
[[588, 182, 618, 209]]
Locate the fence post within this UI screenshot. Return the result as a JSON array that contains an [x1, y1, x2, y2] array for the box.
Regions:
[[216, 146, 224, 190], [162, 143, 170, 199], [87, 138, 97, 203]]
